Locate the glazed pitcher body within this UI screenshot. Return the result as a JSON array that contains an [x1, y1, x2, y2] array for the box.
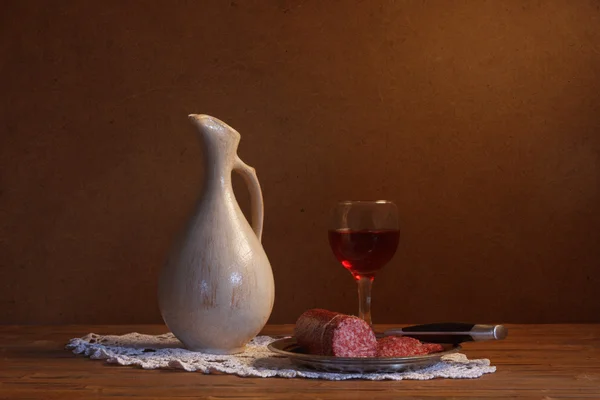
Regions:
[[158, 114, 274, 354]]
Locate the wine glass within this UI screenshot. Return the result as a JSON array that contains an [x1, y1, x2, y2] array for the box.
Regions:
[[328, 200, 400, 326]]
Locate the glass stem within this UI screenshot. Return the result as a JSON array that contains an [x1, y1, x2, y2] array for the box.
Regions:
[[357, 276, 374, 326]]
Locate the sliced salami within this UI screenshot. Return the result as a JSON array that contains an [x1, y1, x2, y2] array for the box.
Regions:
[[377, 336, 444, 357], [294, 309, 377, 357], [421, 342, 444, 353]]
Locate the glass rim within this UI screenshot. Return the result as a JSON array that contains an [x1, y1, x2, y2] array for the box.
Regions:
[[335, 200, 395, 205]]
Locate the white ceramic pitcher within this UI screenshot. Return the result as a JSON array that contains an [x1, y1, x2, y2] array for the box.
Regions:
[[158, 114, 275, 354]]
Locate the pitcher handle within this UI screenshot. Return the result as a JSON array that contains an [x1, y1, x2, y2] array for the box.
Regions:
[[234, 156, 264, 241]]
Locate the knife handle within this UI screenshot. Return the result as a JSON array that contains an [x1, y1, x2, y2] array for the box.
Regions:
[[384, 323, 507, 344]]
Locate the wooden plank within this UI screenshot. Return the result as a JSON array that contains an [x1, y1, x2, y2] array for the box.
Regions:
[[0, 325, 599, 399]]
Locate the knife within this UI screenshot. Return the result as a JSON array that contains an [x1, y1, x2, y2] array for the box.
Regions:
[[382, 323, 508, 344]]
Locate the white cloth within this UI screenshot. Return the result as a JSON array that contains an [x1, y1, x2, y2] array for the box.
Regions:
[[66, 332, 496, 380]]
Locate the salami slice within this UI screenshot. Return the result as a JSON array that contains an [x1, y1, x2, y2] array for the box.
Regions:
[[377, 336, 444, 357], [294, 309, 377, 357], [421, 342, 444, 353]]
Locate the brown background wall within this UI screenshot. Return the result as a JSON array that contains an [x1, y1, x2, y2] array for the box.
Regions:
[[1, 0, 599, 325]]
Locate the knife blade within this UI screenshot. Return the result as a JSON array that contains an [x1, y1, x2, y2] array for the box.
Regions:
[[383, 322, 508, 344]]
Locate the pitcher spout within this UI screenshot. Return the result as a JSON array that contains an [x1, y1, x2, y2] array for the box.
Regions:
[[189, 114, 240, 140], [188, 114, 242, 170]]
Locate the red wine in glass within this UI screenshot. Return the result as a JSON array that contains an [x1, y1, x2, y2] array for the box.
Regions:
[[329, 201, 399, 326], [328, 228, 400, 279]]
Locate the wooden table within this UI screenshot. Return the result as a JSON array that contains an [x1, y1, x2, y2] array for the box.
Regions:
[[1, 324, 599, 399]]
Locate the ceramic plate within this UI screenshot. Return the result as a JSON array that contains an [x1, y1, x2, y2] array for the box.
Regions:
[[267, 337, 461, 374]]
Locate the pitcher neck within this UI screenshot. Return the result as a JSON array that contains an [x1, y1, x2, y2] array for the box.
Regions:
[[203, 154, 235, 191]]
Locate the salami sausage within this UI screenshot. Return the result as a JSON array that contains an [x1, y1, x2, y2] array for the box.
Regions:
[[294, 309, 377, 357]]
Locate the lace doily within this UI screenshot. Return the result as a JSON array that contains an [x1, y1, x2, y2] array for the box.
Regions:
[[66, 332, 496, 380]]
